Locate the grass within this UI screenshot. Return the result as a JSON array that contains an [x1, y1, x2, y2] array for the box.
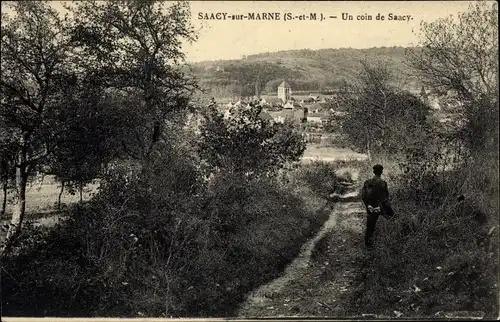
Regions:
[[342, 156, 499, 318], [1, 175, 98, 220]]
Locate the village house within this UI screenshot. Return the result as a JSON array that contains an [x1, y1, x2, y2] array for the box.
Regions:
[[416, 86, 442, 110], [267, 106, 307, 124], [429, 97, 441, 110], [267, 111, 286, 123], [283, 101, 302, 109], [264, 96, 284, 108], [293, 95, 314, 104], [307, 92, 328, 102], [303, 97, 316, 104], [223, 109, 232, 119], [306, 111, 328, 124], [308, 102, 329, 114]]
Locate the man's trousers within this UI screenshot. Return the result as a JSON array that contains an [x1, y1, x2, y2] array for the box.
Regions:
[[365, 212, 380, 247]]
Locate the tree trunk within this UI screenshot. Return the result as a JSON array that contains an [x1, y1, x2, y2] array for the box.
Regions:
[[365, 126, 372, 162], [58, 181, 65, 211], [366, 140, 372, 162], [1, 180, 7, 216], [1, 135, 28, 258], [79, 183, 83, 203], [1, 157, 8, 216]]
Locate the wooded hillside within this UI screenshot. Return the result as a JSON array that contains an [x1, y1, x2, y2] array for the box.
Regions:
[[188, 47, 419, 98]]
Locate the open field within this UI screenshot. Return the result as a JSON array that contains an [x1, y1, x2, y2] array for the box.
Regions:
[[1, 176, 98, 219], [302, 144, 368, 163]]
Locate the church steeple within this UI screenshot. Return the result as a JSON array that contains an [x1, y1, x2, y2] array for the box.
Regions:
[[277, 80, 291, 102]]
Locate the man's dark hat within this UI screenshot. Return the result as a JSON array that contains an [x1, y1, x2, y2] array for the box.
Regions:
[[373, 164, 384, 172]]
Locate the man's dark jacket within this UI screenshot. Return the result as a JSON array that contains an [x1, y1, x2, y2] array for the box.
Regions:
[[361, 176, 393, 216]]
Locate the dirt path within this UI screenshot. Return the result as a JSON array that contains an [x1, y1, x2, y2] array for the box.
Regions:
[[237, 193, 373, 318], [237, 200, 342, 315]]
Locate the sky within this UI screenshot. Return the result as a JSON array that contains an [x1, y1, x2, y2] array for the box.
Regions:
[[1, 1, 480, 62], [184, 1, 474, 62]]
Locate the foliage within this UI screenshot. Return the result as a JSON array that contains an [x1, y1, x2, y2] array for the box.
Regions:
[[0, 1, 77, 254], [2, 150, 331, 317], [0, 0, 72, 169], [296, 162, 345, 198], [67, 0, 197, 160], [347, 157, 499, 318], [0, 0, 198, 255], [191, 46, 417, 96], [406, 1, 499, 153], [198, 102, 306, 177], [339, 62, 432, 158], [322, 115, 342, 134], [45, 81, 131, 197]]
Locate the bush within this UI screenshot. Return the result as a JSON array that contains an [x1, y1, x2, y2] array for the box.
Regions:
[[296, 161, 347, 198], [198, 103, 306, 177], [2, 157, 332, 317], [1, 217, 118, 316], [177, 173, 329, 316]]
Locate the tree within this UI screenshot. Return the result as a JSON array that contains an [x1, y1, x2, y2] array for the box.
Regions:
[[0, 1, 74, 256], [323, 113, 342, 134], [1, 0, 169, 257], [406, 2, 499, 153], [67, 0, 197, 164], [224, 62, 298, 98], [46, 84, 131, 208], [0, 131, 16, 216], [339, 62, 431, 159], [198, 102, 306, 177]]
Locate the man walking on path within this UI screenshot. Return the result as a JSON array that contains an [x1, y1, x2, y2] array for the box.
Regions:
[[361, 164, 392, 248]]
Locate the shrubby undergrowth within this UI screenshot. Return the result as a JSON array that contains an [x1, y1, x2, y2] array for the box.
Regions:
[[2, 111, 343, 317], [337, 4, 499, 314], [346, 153, 499, 318]]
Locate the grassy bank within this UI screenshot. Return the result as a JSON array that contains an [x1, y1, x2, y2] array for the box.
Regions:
[[341, 156, 499, 318]]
